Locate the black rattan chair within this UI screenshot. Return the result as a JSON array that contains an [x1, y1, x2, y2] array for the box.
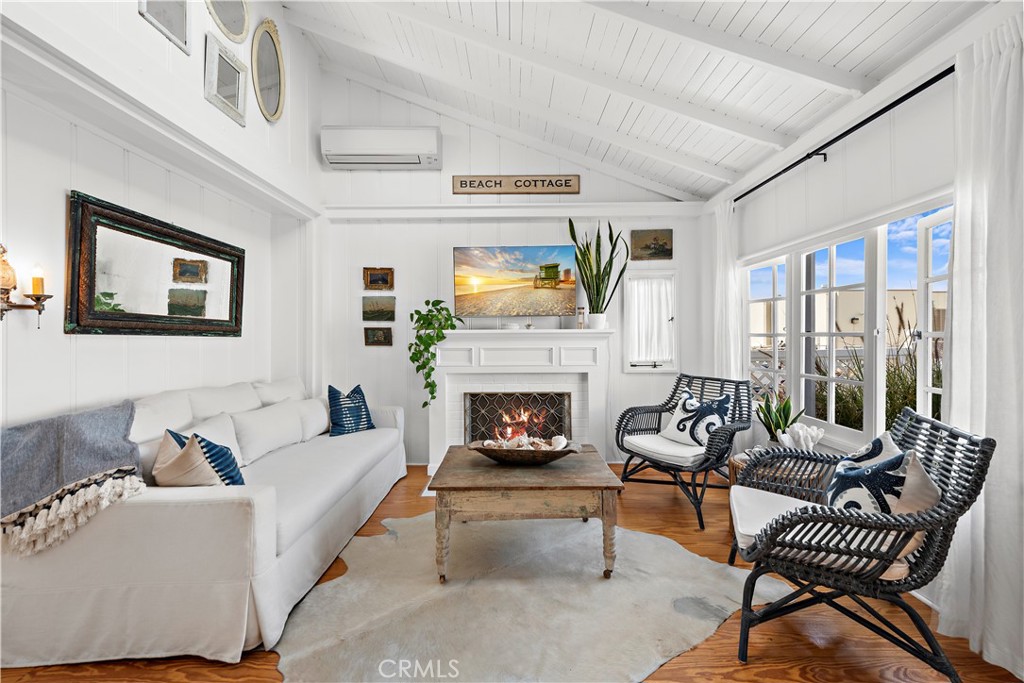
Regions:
[[730, 407, 996, 682], [615, 373, 752, 529]]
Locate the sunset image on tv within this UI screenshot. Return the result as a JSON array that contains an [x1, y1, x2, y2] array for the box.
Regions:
[[453, 245, 577, 318]]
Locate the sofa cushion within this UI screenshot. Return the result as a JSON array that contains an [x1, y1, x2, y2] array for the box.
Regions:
[[292, 399, 329, 441], [130, 390, 192, 444], [623, 434, 706, 467], [231, 403, 303, 466], [242, 428, 401, 554], [152, 430, 245, 487], [254, 377, 306, 406], [189, 382, 261, 421], [190, 413, 243, 463]]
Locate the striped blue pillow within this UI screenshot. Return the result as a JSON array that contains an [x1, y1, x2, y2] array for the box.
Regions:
[[329, 385, 375, 436], [167, 429, 245, 486]]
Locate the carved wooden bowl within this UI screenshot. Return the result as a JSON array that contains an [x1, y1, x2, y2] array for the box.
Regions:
[[467, 440, 581, 466]]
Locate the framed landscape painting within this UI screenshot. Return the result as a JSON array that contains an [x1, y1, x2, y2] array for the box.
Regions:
[[631, 229, 673, 261]]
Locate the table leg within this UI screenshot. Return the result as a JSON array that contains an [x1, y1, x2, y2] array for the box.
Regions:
[[435, 493, 451, 584], [602, 490, 617, 579]]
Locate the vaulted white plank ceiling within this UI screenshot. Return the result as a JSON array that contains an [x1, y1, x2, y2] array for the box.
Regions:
[[286, 1, 989, 201]]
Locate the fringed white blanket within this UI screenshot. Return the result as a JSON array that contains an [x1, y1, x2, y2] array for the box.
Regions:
[[2, 468, 145, 555], [1, 400, 145, 556]]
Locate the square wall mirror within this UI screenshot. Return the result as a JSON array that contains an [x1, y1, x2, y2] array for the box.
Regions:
[[139, 0, 190, 54], [204, 33, 246, 126]]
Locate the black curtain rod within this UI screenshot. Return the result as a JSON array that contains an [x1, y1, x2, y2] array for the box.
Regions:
[[733, 64, 956, 204]]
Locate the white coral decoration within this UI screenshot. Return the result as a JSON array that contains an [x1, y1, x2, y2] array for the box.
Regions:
[[778, 423, 825, 451]]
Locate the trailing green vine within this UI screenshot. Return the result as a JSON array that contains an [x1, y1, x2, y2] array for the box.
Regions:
[[408, 299, 462, 408]]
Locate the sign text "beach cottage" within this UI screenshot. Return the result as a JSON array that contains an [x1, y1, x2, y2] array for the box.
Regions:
[[452, 175, 580, 195]]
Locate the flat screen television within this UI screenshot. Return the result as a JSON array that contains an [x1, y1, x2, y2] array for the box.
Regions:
[[453, 245, 577, 318]]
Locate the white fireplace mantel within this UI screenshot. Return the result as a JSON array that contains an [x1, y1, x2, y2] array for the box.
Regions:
[[428, 329, 615, 474]]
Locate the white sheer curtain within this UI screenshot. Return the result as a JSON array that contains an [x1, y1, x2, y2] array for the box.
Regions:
[[713, 201, 744, 379], [936, 13, 1023, 679], [625, 276, 675, 365]]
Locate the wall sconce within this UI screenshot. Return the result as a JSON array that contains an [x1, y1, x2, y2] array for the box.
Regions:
[[0, 243, 52, 327]]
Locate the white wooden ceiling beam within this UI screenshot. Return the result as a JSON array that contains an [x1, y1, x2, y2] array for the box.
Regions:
[[372, 2, 792, 150], [588, 2, 875, 97], [319, 63, 703, 202], [285, 9, 737, 184]]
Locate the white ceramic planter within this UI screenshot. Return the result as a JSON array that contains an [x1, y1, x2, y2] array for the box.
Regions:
[[587, 313, 608, 330]]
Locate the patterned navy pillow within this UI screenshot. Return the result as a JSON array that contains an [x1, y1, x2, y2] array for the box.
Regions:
[[659, 389, 731, 447], [156, 429, 245, 486], [329, 385, 376, 436], [827, 452, 907, 513]]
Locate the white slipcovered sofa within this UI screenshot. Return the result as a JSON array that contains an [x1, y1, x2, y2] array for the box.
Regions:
[[1, 378, 407, 666]]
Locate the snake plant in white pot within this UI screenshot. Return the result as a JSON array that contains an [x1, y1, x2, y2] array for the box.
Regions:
[[568, 219, 629, 329]]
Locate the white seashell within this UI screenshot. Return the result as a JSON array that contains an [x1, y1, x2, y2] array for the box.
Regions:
[[551, 435, 568, 450]]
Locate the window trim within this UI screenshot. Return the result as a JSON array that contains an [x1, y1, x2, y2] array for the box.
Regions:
[[622, 269, 678, 374]]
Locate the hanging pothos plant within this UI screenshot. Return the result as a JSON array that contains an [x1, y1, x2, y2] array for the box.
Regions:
[[408, 299, 462, 408], [568, 218, 629, 314]]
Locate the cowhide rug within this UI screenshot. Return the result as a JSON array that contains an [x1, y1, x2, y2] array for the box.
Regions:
[[274, 513, 788, 682]]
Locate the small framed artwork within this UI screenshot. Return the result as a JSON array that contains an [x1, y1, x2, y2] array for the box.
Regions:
[[364, 327, 393, 346], [363, 267, 394, 290], [173, 258, 209, 284], [362, 296, 396, 322], [204, 33, 247, 126], [631, 229, 673, 261], [139, 0, 190, 55]]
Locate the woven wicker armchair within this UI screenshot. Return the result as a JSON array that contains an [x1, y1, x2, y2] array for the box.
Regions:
[[615, 373, 752, 529], [730, 407, 996, 682]]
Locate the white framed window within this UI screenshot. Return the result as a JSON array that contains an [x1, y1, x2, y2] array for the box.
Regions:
[[623, 270, 676, 373], [797, 233, 880, 443], [744, 259, 787, 400], [740, 196, 954, 449]]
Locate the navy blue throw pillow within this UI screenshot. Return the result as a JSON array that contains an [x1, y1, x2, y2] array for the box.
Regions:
[[329, 385, 375, 436], [826, 452, 907, 514], [166, 430, 245, 486]]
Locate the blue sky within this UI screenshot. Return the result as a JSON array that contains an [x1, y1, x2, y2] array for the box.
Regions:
[[454, 245, 576, 282]]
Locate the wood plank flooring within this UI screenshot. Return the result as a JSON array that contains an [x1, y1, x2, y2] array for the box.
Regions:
[[2, 465, 1015, 683]]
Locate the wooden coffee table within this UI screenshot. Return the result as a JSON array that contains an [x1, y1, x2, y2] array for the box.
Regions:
[[428, 444, 624, 583]]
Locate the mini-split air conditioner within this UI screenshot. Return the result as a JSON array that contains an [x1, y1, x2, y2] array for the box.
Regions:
[[320, 126, 442, 170]]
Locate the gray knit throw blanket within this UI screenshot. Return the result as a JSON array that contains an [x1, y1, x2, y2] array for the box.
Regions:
[[1, 400, 145, 555]]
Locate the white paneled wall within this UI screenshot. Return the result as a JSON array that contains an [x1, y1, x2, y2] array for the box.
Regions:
[[734, 78, 954, 259], [1, 0, 322, 210], [0, 90, 285, 426], [320, 74, 715, 464]]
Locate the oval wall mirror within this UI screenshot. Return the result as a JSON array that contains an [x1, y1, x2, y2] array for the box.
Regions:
[[252, 19, 285, 122], [205, 0, 249, 43]]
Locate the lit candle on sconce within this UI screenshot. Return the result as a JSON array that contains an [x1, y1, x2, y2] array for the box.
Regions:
[[31, 266, 45, 295]]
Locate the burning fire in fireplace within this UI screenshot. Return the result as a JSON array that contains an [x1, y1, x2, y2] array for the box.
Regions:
[[494, 407, 549, 441]]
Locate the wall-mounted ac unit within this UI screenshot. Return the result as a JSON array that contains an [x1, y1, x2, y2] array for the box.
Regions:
[[321, 126, 442, 170]]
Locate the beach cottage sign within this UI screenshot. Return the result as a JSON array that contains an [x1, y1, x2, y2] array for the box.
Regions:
[[453, 175, 580, 195]]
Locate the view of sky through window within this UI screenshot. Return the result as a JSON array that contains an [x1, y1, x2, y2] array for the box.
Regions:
[[886, 206, 951, 289]]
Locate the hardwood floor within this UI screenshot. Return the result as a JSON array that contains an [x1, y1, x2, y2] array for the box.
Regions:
[[2, 465, 1015, 683]]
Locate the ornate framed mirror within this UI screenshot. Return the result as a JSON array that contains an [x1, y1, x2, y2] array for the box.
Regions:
[[252, 18, 285, 122], [139, 0, 190, 54], [205, 0, 249, 43], [66, 192, 245, 336], [204, 33, 247, 126]]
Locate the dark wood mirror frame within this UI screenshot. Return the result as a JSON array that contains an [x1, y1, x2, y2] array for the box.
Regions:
[[66, 191, 245, 336]]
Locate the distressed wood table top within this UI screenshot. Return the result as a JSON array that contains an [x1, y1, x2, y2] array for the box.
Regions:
[[429, 444, 624, 491]]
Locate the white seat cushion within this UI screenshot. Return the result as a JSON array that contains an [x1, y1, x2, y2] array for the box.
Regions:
[[729, 485, 911, 582], [623, 434, 706, 467], [242, 429, 401, 555]]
